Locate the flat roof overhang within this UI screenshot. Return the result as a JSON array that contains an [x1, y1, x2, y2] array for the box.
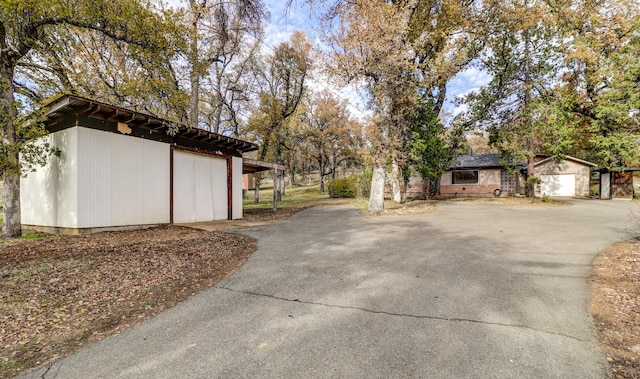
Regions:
[[242, 158, 285, 174], [44, 95, 259, 154]]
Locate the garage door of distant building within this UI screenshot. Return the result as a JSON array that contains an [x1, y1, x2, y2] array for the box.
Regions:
[[540, 174, 575, 197], [173, 150, 228, 223]]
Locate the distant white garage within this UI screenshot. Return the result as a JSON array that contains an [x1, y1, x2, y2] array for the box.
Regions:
[[533, 156, 596, 197], [21, 95, 257, 234], [539, 174, 576, 197]]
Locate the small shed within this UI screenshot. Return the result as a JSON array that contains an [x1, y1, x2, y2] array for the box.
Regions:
[[596, 168, 639, 200], [533, 156, 596, 197], [21, 95, 258, 234]]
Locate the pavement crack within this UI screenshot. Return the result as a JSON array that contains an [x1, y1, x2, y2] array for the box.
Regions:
[[215, 285, 586, 343], [40, 363, 52, 379]]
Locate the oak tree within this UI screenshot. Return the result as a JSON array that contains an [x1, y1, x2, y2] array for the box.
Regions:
[[180, 0, 267, 130], [244, 30, 312, 202], [313, 0, 478, 210], [300, 90, 363, 192]]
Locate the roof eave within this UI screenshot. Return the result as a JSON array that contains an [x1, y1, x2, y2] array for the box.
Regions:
[[42, 95, 259, 154]]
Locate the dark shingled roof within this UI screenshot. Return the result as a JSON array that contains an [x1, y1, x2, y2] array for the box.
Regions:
[[450, 154, 525, 169]]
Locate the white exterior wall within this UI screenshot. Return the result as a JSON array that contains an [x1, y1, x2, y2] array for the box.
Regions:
[[173, 150, 228, 223], [232, 156, 243, 219], [76, 127, 170, 227], [21, 127, 80, 228], [21, 125, 246, 229], [21, 126, 170, 229]]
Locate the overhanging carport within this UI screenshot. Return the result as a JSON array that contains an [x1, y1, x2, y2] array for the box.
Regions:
[[242, 158, 285, 175], [242, 159, 286, 209]]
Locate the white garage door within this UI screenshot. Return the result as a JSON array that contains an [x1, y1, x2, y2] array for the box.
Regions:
[[540, 174, 575, 197], [173, 151, 228, 223]]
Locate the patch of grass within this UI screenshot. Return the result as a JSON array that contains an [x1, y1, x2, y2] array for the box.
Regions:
[[244, 185, 353, 210], [0, 230, 49, 245], [242, 185, 355, 222], [244, 184, 436, 218], [0, 355, 25, 373]]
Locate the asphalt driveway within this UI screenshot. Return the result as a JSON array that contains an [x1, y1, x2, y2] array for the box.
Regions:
[[26, 200, 638, 378]]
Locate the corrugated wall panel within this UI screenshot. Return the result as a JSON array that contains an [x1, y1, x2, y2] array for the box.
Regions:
[[173, 151, 196, 223], [77, 127, 111, 227], [20, 128, 79, 228], [76, 127, 170, 228], [232, 157, 243, 219], [210, 157, 228, 220], [173, 150, 228, 223], [195, 155, 215, 222]]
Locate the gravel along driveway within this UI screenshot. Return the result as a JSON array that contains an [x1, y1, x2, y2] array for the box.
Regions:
[[25, 200, 638, 378]]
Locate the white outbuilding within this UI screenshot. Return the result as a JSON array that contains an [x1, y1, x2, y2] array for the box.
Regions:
[[20, 95, 259, 234]]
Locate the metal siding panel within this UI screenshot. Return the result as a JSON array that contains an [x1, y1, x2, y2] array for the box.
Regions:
[[77, 127, 112, 227], [110, 134, 137, 224], [172, 150, 229, 222], [210, 157, 228, 220], [173, 151, 197, 223], [77, 127, 170, 227], [55, 128, 80, 228], [108, 134, 170, 226], [232, 157, 243, 219], [20, 128, 79, 228], [143, 141, 171, 223], [195, 154, 214, 222], [20, 136, 53, 226]]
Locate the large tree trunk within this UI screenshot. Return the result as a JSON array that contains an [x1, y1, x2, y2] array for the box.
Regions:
[[368, 117, 388, 211], [2, 171, 21, 238], [289, 164, 295, 188], [368, 166, 386, 211], [523, 17, 536, 198], [189, 67, 200, 129], [368, 86, 393, 212], [391, 154, 402, 203], [1, 59, 22, 238], [526, 156, 536, 197], [188, 1, 200, 129]]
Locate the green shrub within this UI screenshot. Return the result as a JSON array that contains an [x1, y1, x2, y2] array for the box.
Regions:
[[327, 177, 357, 198]]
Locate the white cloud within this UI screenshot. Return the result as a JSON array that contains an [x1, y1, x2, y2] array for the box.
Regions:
[[441, 66, 492, 124], [447, 67, 492, 100]]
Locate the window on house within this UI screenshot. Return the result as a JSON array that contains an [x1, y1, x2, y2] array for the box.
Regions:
[[452, 170, 479, 184]]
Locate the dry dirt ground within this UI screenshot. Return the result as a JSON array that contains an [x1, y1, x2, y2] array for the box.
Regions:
[[1, 202, 638, 379], [591, 238, 640, 379]]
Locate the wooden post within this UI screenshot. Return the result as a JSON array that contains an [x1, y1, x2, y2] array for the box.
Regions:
[[272, 167, 279, 210], [169, 147, 174, 223]]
